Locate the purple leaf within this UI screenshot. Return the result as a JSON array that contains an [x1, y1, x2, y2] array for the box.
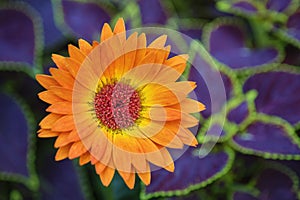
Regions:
[[23, 0, 64, 46], [168, 192, 202, 200], [232, 1, 258, 13], [227, 101, 249, 124], [0, 93, 28, 176], [189, 53, 232, 118], [287, 11, 300, 30], [286, 11, 300, 41], [266, 0, 291, 12], [208, 24, 279, 69], [243, 72, 300, 125], [39, 159, 85, 200], [0, 9, 35, 65], [232, 122, 300, 156], [143, 148, 233, 198], [180, 29, 202, 40], [61, 0, 110, 41], [233, 191, 258, 200], [207, 124, 227, 138], [256, 168, 298, 200], [138, 0, 167, 25]]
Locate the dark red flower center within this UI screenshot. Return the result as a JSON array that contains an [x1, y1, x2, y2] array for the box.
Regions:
[[94, 82, 141, 130]]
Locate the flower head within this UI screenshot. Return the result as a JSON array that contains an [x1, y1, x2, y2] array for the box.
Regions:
[[36, 18, 205, 189]]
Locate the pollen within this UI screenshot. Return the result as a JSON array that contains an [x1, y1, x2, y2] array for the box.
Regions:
[[94, 82, 141, 130]]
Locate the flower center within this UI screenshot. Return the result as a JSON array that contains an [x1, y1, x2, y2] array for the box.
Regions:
[[94, 82, 141, 130]]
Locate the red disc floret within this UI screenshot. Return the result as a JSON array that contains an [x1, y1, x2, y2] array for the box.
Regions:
[[94, 82, 141, 130]]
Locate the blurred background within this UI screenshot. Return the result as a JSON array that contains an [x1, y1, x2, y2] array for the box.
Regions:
[[1, 0, 300, 199]]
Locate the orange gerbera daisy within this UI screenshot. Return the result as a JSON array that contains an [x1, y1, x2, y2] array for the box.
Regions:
[[36, 18, 205, 189]]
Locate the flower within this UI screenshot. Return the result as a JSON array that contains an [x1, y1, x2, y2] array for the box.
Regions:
[[36, 18, 205, 189]]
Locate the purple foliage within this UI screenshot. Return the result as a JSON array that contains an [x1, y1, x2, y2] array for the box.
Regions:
[[138, 0, 167, 25], [256, 168, 298, 200], [23, 0, 64, 46], [209, 24, 279, 69], [39, 159, 85, 200], [227, 101, 249, 124], [232, 1, 257, 13], [146, 148, 230, 193], [0, 9, 34, 65], [61, 0, 110, 41], [0, 93, 28, 176], [286, 12, 300, 41], [243, 72, 300, 125], [233, 122, 300, 154], [266, 0, 291, 12]]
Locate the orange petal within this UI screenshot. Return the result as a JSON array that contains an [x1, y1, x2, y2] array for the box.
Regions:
[[92, 41, 99, 47], [118, 170, 135, 189], [49, 68, 74, 90], [180, 113, 199, 128], [36, 74, 59, 89], [113, 142, 131, 173], [123, 32, 138, 72], [138, 170, 151, 185], [100, 23, 113, 42], [165, 121, 198, 146], [144, 107, 182, 121], [133, 34, 147, 66], [78, 39, 92, 55], [169, 98, 205, 113], [164, 81, 196, 96], [148, 35, 167, 48], [79, 152, 91, 165], [121, 62, 162, 88], [38, 90, 64, 104], [65, 57, 81, 78], [73, 53, 100, 91], [113, 131, 145, 153], [140, 122, 183, 149], [131, 153, 148, 173], [49, 86, 73, 102], [163, 45, 171, 60], [141, 83, 182, 106], [145, 149, 167, 170], [38, 129, 59, 138], [54, 132, 71, 148], [163, 54, 188, 75], [148, 126, 184, 149], [99, 159, 115, 186], [52, 54, 68, 71], [46, 101, 72, 114], [39, 113, 62, 129], [69, 141, 88, 159], [95, 161, 106, 174], [90, 130, 108, 164], [99, 133, 113, 166], [161, 149, 175, 172], [133, 138, 167, 168], [104, 34, 125, 79], [55, 144, 72, 161], [177, 127, 198, 146], [68, 44, 86, 63], [67, 129, 81, 142], [113, 18, 125, 33], [113, 18, 126, 43], [151, 64, 183, 84], [135, 132, 162, 154], [52, 115, 74, 132], [136, 48, 157, 66]]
